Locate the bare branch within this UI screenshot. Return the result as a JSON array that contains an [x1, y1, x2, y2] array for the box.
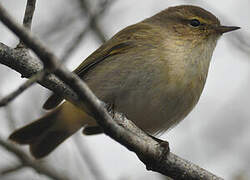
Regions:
[[5, 104, 16, 130], [0, 164, 23, 176], [0, 137, 69, 180], [60, 25, 89, 63], [18, 0, 37, 48], [0, 70, 46, 107], [78, 0, 110, 43], [229, 32, 250, 55], [0, 43, 80, 107], [0, 92, 17, 130], [61, 0, 112, 62], [0, 3, 223, 179], [73, 135, 107, 180], [23, 0, 36, 29]]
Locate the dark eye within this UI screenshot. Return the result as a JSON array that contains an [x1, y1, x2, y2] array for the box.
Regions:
[[190, 19, 201, 27]]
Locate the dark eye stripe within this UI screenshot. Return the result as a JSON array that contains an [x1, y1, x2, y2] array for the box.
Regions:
[[190, 19, 201, 27]]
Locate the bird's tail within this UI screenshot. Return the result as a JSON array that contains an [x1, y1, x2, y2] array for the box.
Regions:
[[9, 102, 94, 159]]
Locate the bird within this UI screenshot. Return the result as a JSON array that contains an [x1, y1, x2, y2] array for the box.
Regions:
[[9, 5, 240, 159]]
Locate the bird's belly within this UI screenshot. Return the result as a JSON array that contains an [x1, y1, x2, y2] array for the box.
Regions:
[[84, 56, 205, 135], [109, 82, 201, 135]]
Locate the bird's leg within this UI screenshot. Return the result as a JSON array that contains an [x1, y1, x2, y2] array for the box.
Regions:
[[82, 102, 114, 135]]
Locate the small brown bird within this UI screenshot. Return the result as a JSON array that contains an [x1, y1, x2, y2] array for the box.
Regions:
[[9, 5, 240, 158]]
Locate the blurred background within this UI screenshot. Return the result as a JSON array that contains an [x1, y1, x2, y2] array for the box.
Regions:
[[0, 0, 249, 179]]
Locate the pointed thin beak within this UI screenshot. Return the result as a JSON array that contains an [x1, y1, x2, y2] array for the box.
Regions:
[[216, 25, 240, 34]]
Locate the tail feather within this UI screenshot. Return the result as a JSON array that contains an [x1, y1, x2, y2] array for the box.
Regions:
[[9, 108, 79, 159], [9, 101, 95, 159], [9, 114, 54, 145], [30, 130, 72, 159], [43, 93, 64, 110]]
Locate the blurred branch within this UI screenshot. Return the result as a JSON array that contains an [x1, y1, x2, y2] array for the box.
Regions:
[[18, 0, 36, 48], [38, 14, 78, 41], [61, 0, 113, 62], [0, 1, 71, 180], [229, 32, 250, 55], [78, 0, 111, 43], [0, 3, 223, 180], [1, 164, 23, 176], [0, 92, 16, 130], [0, 70, 46, 107], [73, 135, 107, 180], [61, 28, 88, 63], [5, 104, 16, 130], [0, 137, 68, 180]]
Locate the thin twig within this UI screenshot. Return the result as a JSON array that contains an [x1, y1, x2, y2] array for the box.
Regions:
[[61, 27, 89, 63], [5, 104, 16, 130], [0, 43, 79, 106], [73, 135, 107, 180], [0, 164, 23, 176], [0, 137, 68, 180], [0, 70, 46, 107], [0, 3, 223, 179], [60, 0, 113, 63], [229, 32, 250, 55], [17, 0, 37, 48], [78, 0, 109, 43], [0, 92, 16, 130], [23, 0, 36, 29], [0, 1, 70, 179]]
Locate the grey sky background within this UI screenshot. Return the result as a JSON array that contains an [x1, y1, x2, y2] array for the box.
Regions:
[[0, 0, 249, 180]]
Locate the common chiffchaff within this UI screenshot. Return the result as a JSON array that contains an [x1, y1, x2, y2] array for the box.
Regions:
[[9, 5, 240, 158]]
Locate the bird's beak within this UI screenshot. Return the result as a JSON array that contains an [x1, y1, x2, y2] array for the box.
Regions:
[[216, 25, 240, 34]]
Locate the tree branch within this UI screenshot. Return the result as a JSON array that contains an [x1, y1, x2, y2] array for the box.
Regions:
[[61, 0, 112, 63], [23, 0, 36, 29], [0, 137, 69, 180], [73, 135, 107, 180], [0, 163, 23, 176], [0, 42, 79, 105], [0, 70, 46, 107], [18, 0, 36, 48], [78, 0, 110, 43], [0, 3, 223, 180]]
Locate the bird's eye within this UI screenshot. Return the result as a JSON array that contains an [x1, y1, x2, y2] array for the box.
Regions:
[[190, 19, 201, 27]]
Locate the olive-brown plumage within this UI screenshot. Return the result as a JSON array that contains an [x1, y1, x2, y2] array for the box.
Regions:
[[9, 5, 240, 158]]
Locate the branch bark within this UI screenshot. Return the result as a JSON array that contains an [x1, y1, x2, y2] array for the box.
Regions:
[[0, 2, 223, 180], [18, 0, 36, 48]]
